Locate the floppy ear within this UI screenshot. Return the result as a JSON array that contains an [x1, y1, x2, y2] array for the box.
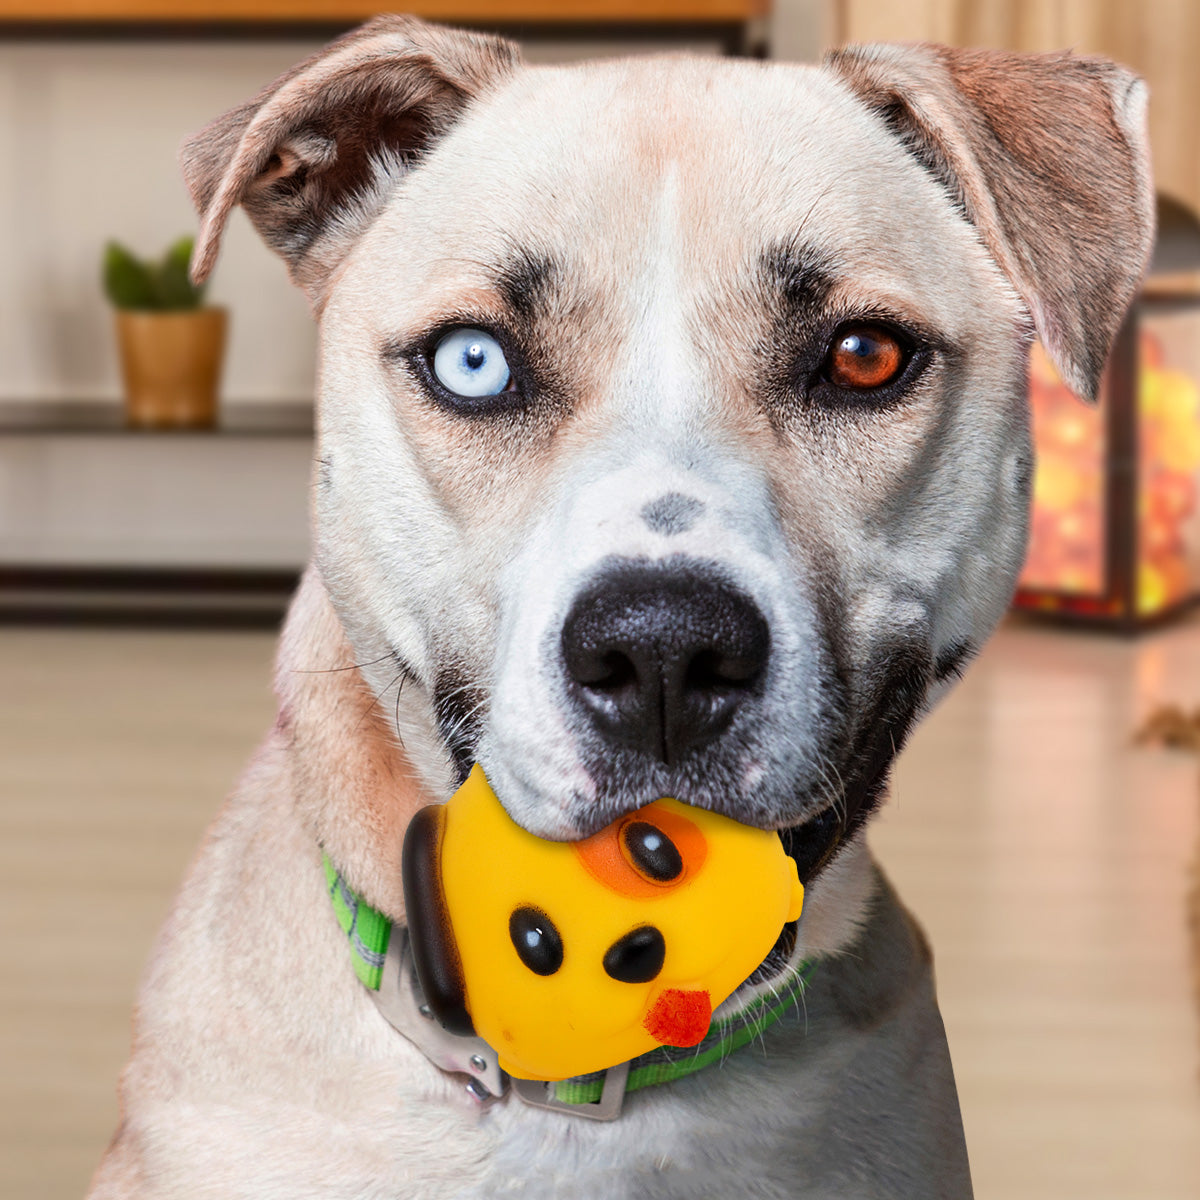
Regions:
[[826, 44, 1154, 402], [181, 15, 520, 298]]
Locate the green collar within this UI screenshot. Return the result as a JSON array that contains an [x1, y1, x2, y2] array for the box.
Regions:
[[324, 854, 392, 989], [323, 853, 813, 1112]]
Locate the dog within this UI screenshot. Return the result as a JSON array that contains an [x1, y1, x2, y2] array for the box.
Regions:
[[87, 16, 1152, 1198]]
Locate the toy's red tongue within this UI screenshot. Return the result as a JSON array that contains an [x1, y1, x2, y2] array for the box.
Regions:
[[644, 988, 712, 1047]]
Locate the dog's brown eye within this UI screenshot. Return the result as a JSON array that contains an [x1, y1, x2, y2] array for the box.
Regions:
[[826, 325, 905, 390]]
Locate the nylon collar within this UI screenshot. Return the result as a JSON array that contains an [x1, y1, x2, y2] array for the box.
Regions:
[[323, 853, 813, 1119]]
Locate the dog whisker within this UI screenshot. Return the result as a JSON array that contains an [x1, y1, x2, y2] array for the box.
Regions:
[[357, 666, 411, 743], [435, 690, 492, 763], [290, 651, 395, 675], [393, 672, 407, 750]]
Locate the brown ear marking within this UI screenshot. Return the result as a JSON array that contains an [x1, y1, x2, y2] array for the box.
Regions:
[[401, 803, 474, 1037], [179, 15, 520, 296], [826, 43, 1155, 402]]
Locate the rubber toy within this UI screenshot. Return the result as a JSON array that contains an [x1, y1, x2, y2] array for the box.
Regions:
[[402, 764, 805, 1082]]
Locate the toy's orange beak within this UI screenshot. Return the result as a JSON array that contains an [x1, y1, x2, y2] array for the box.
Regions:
[[643, 987, 712, 1047]]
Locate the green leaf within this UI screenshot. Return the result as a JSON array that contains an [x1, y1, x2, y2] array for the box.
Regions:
[[156, 235, 205, 310], [102, 235, 208, 310], [102, 241, 158, 310]]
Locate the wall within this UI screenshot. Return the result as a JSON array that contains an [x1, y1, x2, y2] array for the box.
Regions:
[[771, 0, 827, 63]]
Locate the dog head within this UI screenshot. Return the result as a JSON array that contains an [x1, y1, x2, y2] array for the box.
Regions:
[[185, 20, 1151, 892]]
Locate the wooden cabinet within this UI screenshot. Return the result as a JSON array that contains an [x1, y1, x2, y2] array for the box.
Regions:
[[0, 1, 768, 21]]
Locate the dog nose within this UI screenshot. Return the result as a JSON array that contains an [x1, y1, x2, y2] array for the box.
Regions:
[[560, 562, 769, 766]]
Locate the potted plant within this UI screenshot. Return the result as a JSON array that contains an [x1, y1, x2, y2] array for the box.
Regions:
[[103, 236, 227, 428]]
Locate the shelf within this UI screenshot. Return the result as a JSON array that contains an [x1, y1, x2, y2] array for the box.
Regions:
[[0, 400, 313, 437], [0, 1, 768, 55], [0, 1, 768, 23], [0, 564, 300, 626]]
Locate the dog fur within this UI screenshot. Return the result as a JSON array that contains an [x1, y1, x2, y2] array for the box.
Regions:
[[88, 18, 1152, 1198]]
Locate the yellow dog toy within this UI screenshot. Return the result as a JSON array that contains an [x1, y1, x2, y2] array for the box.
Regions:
[[402, 765, 805, 1082]]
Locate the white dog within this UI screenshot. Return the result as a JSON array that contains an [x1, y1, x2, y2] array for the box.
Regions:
[[89, 17, 1151, 1198]]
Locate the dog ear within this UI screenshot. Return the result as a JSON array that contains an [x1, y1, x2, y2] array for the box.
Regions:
[[181, 15, 520, 298], [826, 43, 1154, 402]]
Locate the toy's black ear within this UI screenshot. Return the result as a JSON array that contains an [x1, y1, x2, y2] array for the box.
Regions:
[[180, 14, 519, 300], [401, 804, 474, 1037], [826, 43, 1154, 401]]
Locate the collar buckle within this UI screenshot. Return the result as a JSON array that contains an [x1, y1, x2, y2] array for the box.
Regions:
[[510, 1060, 629, 1121], [370, 930, 508, 1103], [372, 929, 630, 1118]]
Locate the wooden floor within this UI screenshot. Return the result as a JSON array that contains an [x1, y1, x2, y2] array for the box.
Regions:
[[2, 614, 1198, 1197]]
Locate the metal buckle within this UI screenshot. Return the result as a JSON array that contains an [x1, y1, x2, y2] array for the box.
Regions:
[[370, 929, 507, 1103], [510, 1059, 630, 1121], [372, 928, 630, 1120]]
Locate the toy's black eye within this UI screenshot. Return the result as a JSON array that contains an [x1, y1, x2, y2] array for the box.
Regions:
[[603, 925, 666, 984], [622, 821, 682, 882], [825, 323, 906, 390], [509, 906, 563, 976]]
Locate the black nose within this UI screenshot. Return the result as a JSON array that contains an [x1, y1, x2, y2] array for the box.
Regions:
[[560, 561, 769, 766]]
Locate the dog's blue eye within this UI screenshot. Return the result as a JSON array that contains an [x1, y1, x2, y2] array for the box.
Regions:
[[431, 328, 511, 398]]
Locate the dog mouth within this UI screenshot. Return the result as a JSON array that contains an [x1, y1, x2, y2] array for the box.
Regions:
[[779, 800, 849, 886]]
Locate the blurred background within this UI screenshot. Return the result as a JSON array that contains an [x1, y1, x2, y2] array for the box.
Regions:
[[1, 2, 1198, 1197]]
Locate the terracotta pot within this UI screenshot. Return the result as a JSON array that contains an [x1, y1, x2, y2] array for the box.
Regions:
[[115, 307, 227, 428]]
